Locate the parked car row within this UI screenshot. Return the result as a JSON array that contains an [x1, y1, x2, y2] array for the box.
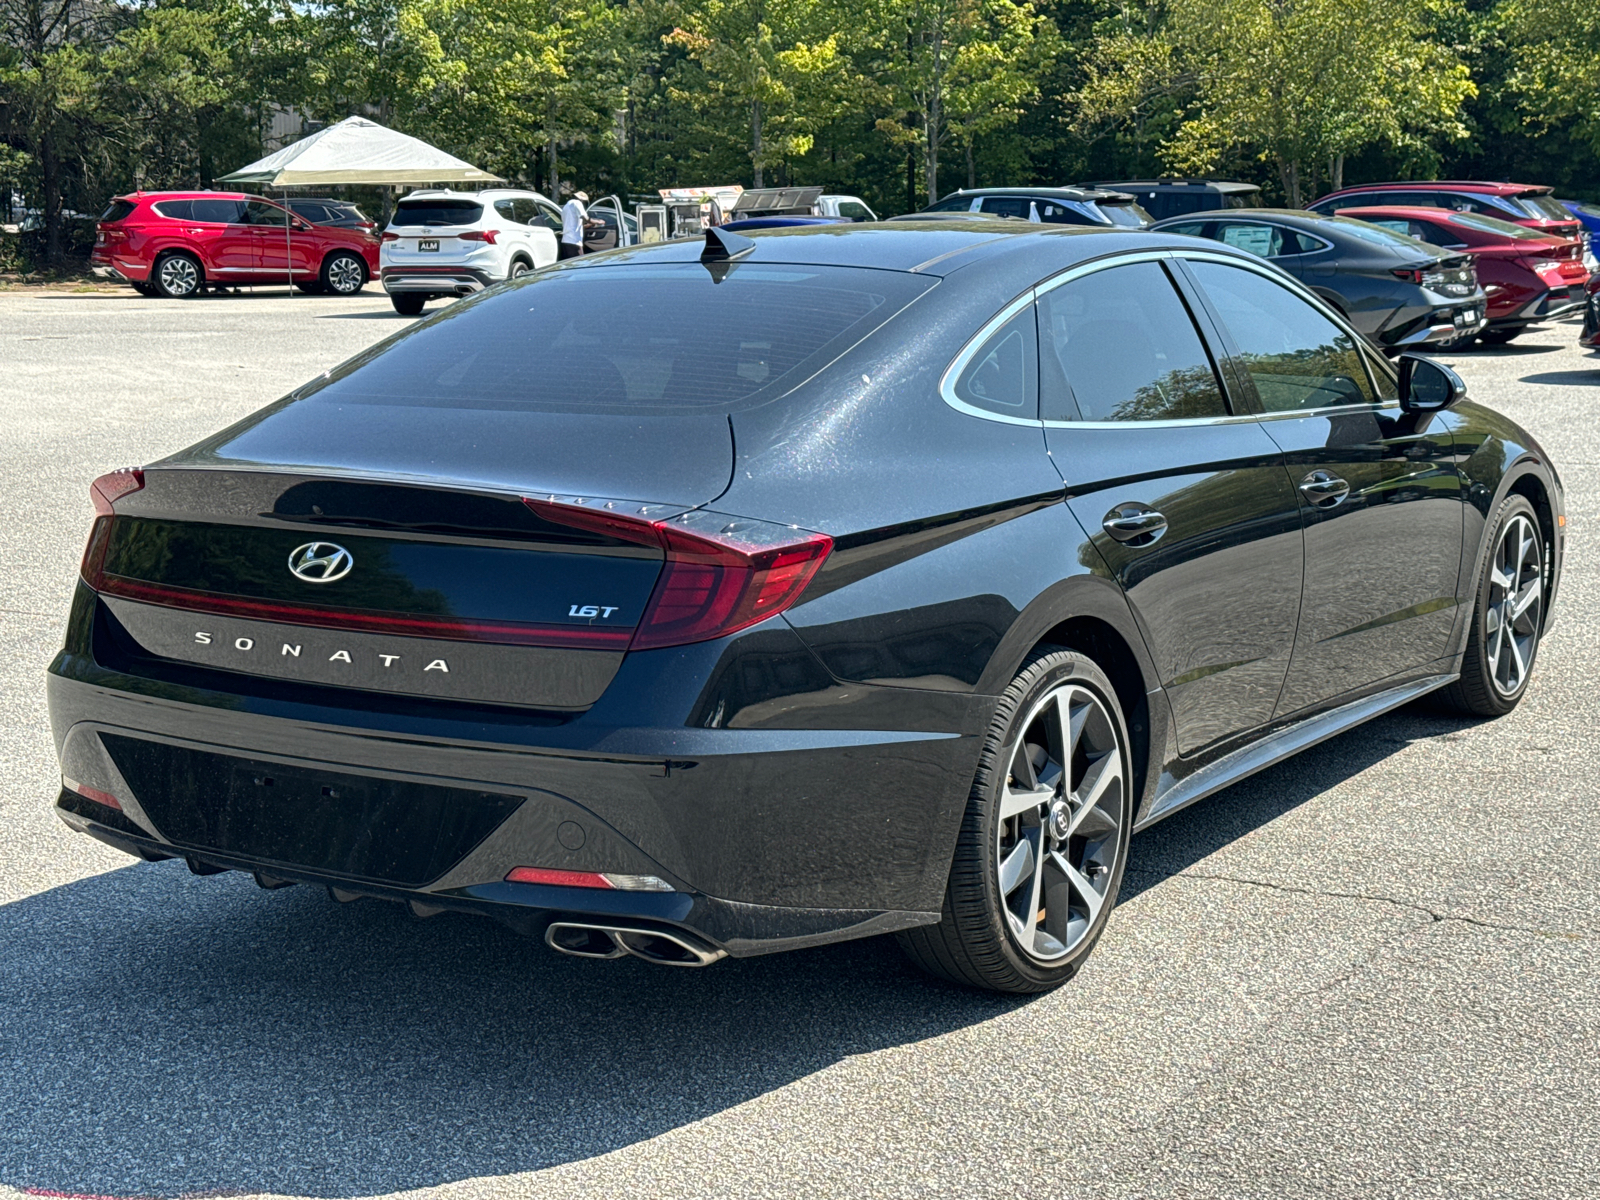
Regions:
[[88, 177, 1597, 353]]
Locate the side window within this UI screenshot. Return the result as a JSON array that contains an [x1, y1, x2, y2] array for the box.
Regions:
[[151, 200, 192, 220], [1162, 220, 1212, 238], [952, 307, 1038, 419], [1188, 261, 1376, 412], [533, 202, 563, 232], [1217, 222, 1284, 258], [924, 194, 976, 213], [1417, 221, 1466, 248], [979, 197, 1031, 220], [1281, 230, 1326, 255], [515, 199, 545, 226], [190, 199, 246, 223], [1038, 260, 1228, 423], [244, 200, 287, 227], [1036, 201, 1094, 226], [493, 198, 520, 223], [837, 201, 871, 221]]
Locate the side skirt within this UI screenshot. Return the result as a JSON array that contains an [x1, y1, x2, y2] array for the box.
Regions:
[[1134, 673, 1456, 832]]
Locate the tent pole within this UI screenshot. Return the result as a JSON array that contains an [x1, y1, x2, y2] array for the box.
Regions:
[[282, 186, 293, 298]]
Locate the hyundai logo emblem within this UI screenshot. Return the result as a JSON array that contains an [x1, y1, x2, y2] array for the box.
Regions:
[[287, 541, 354, 584]]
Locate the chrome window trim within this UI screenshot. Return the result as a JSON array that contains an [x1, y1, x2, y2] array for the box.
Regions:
[[938, 247, 1388, 430]]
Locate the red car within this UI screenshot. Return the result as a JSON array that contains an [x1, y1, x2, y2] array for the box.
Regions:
[[1336, 205, 1589, 346], [91, 191, 381, 299], [1309, 180, 1584, 243]]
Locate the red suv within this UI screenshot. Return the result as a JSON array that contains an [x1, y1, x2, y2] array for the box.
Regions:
[[1308, 180, 1583, 243], [1337, 205, 1589, 345], [91, 192, 381, 298]]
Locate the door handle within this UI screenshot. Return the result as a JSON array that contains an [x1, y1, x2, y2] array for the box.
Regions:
[[1102, 503, 1168, 545], [1299, 470, 1350, 508]]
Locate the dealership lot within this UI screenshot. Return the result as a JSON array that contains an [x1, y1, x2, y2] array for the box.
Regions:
[[1, 287, 1597, 1199]]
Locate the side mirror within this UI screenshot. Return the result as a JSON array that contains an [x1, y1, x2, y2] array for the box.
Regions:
[[1398, 353, 1466, 413]]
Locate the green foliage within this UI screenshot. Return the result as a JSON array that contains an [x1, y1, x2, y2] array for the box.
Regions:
[[1, 0, 1595, 268]]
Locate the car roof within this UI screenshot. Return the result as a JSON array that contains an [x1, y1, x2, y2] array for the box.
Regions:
[[1329, 181, 1552, 197], [933, 185, 1137, 203], [1088, 179, 1260, 195], [400, 188, 550, 200], [560, 219, 1215, 279], [1329, 205, 1466, 220], [1152, 208, 1339, 227], [120, 191, 253, 201]]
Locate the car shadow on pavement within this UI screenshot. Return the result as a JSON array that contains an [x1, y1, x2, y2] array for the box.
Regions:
[[1520, 369, 1600, 386], [319, 310, 418, 319], [1121, 701, 1478, 902], [0, 850, 1019, 1197]]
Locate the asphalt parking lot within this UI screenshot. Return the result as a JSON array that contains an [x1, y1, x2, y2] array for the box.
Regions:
[[1, 285, 1597, 1200]]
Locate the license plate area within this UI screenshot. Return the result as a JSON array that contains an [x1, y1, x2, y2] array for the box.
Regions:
[[419, 239, 439, 252]]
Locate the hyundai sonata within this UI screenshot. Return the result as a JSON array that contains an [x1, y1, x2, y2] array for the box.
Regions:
[[50, 221, 1563, 993]]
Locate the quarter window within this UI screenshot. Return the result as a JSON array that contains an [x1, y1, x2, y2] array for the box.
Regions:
[[494, 198, 520, 223], [1037, 261, 1227, 423], [1188, 261, 1375, 411], [953, 307, 1037, 418]]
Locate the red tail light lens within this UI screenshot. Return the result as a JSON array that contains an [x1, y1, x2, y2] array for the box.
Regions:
[[1391, 268, 1425, 284], [91, 467, 143, 516], [525, 499, 832, 650], [381, 231, 400, 242], [459, 229, 499, 244]]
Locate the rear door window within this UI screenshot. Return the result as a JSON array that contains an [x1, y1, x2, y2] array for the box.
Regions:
[[300, 263, 937, 415], [924, 195, 977, 213], [394, 199, 484, 227], [1217, 222, 1285, 258], [1038, 260, 1228, 423], [1188, 261, 1375, 412], [979, 197, 1031, 220], [244, 200, 288, 226], [189, 199, 247, 223]]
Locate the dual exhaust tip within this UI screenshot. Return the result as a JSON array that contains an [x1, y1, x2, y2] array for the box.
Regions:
[[545, 921, 727, 968]]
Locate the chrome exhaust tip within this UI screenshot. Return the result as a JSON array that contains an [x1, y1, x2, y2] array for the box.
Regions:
[[545, 921, 727, 967]]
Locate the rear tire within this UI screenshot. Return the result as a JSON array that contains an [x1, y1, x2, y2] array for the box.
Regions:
[[898, 648, 1133, 994], [391, 293, 426, 316], [295, 281, 325, 295], [321, 251, 367, 295], [1442, 494, 1546, 717], [1478, 328, 1522, 346], [152, 252, 203, 299], [508, 258, 532, 279]]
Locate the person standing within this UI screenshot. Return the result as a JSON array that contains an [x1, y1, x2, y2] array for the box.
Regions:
[[560, 190, 590, 260]]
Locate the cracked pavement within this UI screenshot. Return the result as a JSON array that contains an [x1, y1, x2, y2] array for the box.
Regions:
[[0, 288, 1596, 1199]]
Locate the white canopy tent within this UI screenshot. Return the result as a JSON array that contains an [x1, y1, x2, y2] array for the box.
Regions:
[[218, 116, 504, 187]]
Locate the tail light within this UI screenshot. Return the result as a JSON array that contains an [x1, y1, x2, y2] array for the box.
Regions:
[[381, 231, 400, 242], [1391, 268, 1425, 284], [505, 866, 673, 891], [525, 498, 832, 650], [459, 229, 499, 244]]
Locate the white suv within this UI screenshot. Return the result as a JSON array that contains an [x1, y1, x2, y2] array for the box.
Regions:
[[380, 189, 563, 315]]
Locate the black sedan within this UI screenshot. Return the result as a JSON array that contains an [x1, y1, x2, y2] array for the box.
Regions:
[[1151, 209, 1487, 351], [50, 221, 1563, 994]]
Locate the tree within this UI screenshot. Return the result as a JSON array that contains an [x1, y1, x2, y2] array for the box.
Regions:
[[871, 0, 1058, 203], [1074, 0, 1475, 206], [1499, 0, 1600, 156], [663, 0, 851, 188]]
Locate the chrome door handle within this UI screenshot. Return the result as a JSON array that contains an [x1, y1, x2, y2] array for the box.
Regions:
[[1102, 504, 1168, 545], [1299, 470, 1350, 508]]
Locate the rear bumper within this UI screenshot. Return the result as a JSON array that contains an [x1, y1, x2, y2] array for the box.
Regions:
[[1507, 284, 1588, 324], [89, 253, 149, 283], [46, 583, 985, 957], [381, 265, 496, 295]]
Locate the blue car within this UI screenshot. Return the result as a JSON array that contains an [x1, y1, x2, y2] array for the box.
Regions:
[[1557, 200, 1600, 272]]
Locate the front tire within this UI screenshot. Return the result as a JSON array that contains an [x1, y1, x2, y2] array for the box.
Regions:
[[152, 252, 203, 299], [321, 251, 367, 295], [390, 293, 426, 316], [898, 648, 1133, 994], [1442, 494, 1546, 717]]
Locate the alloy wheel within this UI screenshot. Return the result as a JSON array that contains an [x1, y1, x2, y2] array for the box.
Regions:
[[158, 256, 199, 297], [1486, 513, 1543, 696], [327, 255, 364, 294], [995, 681, 1126, 963]]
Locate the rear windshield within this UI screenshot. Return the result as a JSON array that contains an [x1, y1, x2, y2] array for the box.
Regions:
[[1450, 212, 1549, 240], [1515, 193, 1573, 222], [1324, 215, 1429, 252], [100, 200, 136, 223], [1096, 200, 1153, 227], [299, 262, 937, 415], [394, 199, 483, 227]]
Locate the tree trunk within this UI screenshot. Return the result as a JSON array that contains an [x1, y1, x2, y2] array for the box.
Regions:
[[42, 127, 62, 267], [1278, 157, 1301, 209], [906, 148, 915, 213], [751, 98, 763, 189], [924, 25, 942, 204], [548, 98, 560, 196], [966, 140, 974, 189], [1331, 153, 1344, 194]]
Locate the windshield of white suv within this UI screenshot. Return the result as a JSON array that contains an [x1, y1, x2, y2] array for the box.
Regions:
[[393, 199, 484, 227]]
